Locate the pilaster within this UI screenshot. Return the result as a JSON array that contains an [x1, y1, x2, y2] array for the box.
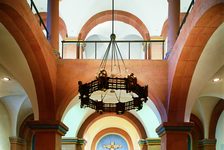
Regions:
[[47, 0, 59, 51], [138, 139, 147, 150], [167, 0, 180, 55], [156, 122, 194, 150], [62, 138, 86, 150], [9, 137, 26, 150], [198, 139, 216, 150], [139, 138, 161, 150], [28, 120, 68, 150]]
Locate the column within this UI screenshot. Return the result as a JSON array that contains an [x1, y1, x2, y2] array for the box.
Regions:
[[29, 120, 68, 150], [167, 0, 180, 56], [76, 41, 84, 59], [156, 122, 194, 150], [146, 138, 161, 150], [9, 137, 26, 150], [138, 139, 147, 150], [62, 138, 86, 150], [75, 138, 86, 150], [198, 139, 216, 150], [76, 44, 80, 59], [47, 0, 59, 54]]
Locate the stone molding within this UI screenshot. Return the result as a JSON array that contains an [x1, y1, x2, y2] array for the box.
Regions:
[[156, 122, 194, 137], [28, 120, 68, 136]]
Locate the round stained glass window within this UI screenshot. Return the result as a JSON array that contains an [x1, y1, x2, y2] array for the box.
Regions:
[[96, 134, 128, 150]]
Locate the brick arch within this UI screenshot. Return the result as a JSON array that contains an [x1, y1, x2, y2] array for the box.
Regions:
[[37, 12, 68, 39], [190, 114, 204, 140], [209, 99, 224, 139], [91, 127, 134, 150], [167, 3, 224, 121], [77, 112, 147, 139], [190, 114, 204, 149], [78, 10, 150, 40], [160, 13, 187, 38], [0, 0, 57, 120], [19, 114, 34, 141]]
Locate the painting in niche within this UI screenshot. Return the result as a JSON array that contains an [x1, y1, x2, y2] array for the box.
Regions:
[[96, 134, 128, 150]]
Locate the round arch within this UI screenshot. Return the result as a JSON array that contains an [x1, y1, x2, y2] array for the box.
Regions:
[[160, 13, 187, 38], [167, 3, 224, 121], [209, 99, 224, 139], [91, 127, 134, 150], [19, 114, 34, 141], [37, 12, 68, 39], [0, 0, 57, 120], [77, 112, 147, 139], [190, 114, 204, 149], [78, 10, 150, 40]]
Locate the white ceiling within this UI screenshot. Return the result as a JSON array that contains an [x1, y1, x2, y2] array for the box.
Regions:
[[0, 22, 38, 138]]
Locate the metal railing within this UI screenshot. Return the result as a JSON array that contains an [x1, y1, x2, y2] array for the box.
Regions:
[[178, 0, 195, 35], [30, 0, 49, 39], [61, 40, 165, 60]]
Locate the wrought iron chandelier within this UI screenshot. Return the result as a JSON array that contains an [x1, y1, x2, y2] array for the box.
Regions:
[[78, 0, 148, 114]]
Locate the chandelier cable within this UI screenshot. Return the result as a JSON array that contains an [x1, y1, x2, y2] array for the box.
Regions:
[[112, 0, 115, 34]]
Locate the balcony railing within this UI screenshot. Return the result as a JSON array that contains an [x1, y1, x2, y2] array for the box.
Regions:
[[29, 0, 49, 39], [178, 0, 195, 35], [61, 40, 166, 60]]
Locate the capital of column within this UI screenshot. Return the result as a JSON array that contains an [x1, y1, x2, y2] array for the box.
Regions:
[[139, 138, 161, 145], [28, 120, 68, 136], [62, 138, 87, 145], [167, 0, 177, 2], [9, 137, 26, 145], [156, 122, 194, 137], [53, 49, 60, 58], [145, 138, 161, 145], [138, 139, 146, 146], [198, 138, 216, 147]]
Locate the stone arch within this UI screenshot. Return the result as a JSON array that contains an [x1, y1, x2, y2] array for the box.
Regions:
[[160, 13, 187, 38], [209, 99, 224, 139], [190, 114, 204, 139], [19, 114, 34, 142], [78, 10, 150, 40], [190, 114, 204, 149], [0, 0, 57, 120], [167, 2, 224, 121], [77, 112, 147, 139], [91, 127, 134, 150], [36, 12, 68, 39]]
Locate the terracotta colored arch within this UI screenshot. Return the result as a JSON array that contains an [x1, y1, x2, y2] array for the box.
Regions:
[[91, 127, 134, 150], [167, 3, 224, 121], [190, 114, 204, 140], [209, 99, 224, 139], [77, 112, 147, 139], [19, 114, 34, 140], [0, 0, 57, 120], [78, 10, 150, 40], [160, 13, 186, 38], [19, 114, 35, 150], [190, 114, 204, 149], [36, 12, 68, 39]]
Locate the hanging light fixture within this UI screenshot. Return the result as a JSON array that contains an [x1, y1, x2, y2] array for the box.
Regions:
[[78, 0, 148, 114]]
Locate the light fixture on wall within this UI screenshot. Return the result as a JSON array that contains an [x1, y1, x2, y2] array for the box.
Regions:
[[1, 77, 10, 81], [212, 77, 221, 82], [78, 0, 148, 114]]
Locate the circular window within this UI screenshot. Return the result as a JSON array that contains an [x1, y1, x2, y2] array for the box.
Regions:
[[96, 134, 129, 150]]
